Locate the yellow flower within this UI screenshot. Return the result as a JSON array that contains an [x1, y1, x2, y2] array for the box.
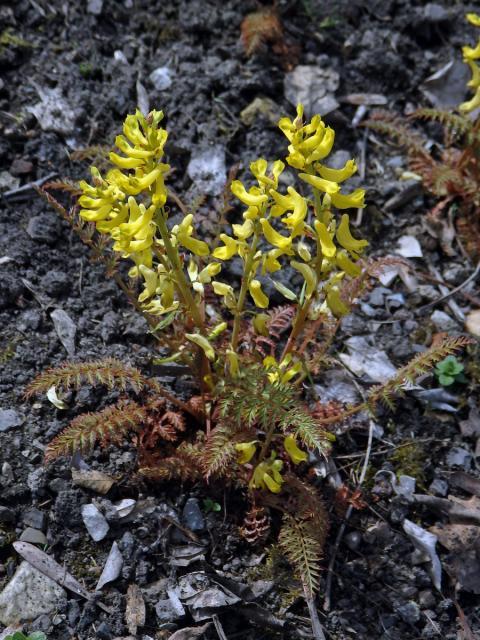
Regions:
[[249, 279, 269, 308], [212, 234, 239, 260], [336, 214, 369, 254], [185, 333, 216, 361], [263, 354, 302, 384], [330, 189, 365, 210], [232, 219, 254, 240], [466, 13, 480, 27], [231, 180, 268, 207], [173, 214, 210, 257], [314, 220, 336, 259], [316, 159, 357, 183], [212, 280, 237, 309], [250, 457, 284, 493], [284, 435, 308, 464], [260, 219, 292, 251], [291, 261, 317, 298], [235, 441, 257, 464], [299, 172, 340, 195], [326, 286, 350, 317], [336, 250, 362, 277]]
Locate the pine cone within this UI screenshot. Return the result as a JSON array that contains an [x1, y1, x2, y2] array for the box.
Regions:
[[241, 506, 270, 544]]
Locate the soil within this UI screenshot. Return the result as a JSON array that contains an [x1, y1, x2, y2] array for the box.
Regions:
[[1, 1, 480, 639]]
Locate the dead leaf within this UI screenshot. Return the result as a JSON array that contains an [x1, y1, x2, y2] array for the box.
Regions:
[[96, 541, 123, 590], [72, 468, 115, 494], [125, 584, 145, 635], [430, 523, 480, 553], [403, 519, 442, 590], [167, 622, 211, 640], [413, 494, 480, 524]]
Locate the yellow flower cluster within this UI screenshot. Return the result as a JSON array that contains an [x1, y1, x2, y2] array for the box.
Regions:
[[235, 435, 308, 493], [211, 104, 367, 317], [460, 13, 480, 114], [78, 109, 211, 317]]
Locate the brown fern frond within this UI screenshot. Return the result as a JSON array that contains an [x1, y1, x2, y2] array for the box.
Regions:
[[363, 110, 428, 159], [202, 424, 238, 480], [282, 475, 329, 538], [241, 7, 283, 56], [25, 358, 146, 397], [139, 442, 203, 482], [412, 108, 472, 145], [45, 400, 146, 461], [267, 304, 296, 338], [278, 514, 324, 598], [42, 179, 82, 196]]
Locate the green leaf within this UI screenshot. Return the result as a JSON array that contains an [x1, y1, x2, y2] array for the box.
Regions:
[[150, 310, 177, 333], [29, 633, 47, 640], [203, 498, 221, 513], [270, 279, 298, 301], [438, 374, 455, 386]]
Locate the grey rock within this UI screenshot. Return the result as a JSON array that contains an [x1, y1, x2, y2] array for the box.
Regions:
[[431, 310, 458, 332], [149, 67, 173, 91], [0, 171, 19, 192], [155, 597, 185, 623], [423, 3, 448, 22], [0, 506, 15, 523], [421, 60, 470, 109], [419, 590, 436, 608], [87, 0, 103, 14], [18, 310, 42, 331], [23, 508, 47, 531], [0, 409, 23, 432], [27, 86, 77, 135], [41, 270, 70, 297], [26, 214, 60, 245], [187, 145, 226, 196], [0, 561, 66, 625], [368, 286, 390, 307], [345, 531, 362, 551], [27, 468, 47, 497], [50, 309, 76, 355], [339, 336, 397, 382], [428, 478, 448, 497], [182, 498, 205, 532], [96, 541, 123, 590], [284, 65, 339, 116], [19, 527, 48, 545], [2, 462, 14, 484], [395, 601, 420, 624], [81, 503, 109, 542], [446, 446, 472, 469], [96, 622, 113, 640]]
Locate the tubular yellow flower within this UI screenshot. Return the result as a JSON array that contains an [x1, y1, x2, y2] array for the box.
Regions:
[[226, 349, 240, 377], [314, 220, 336, 259], [316, 159, 357, 183], [336, 214, 369, 254], [212, 280, 236, 309], [260, 219, 292, 251], [232, 219, 254, 240], [291, 261, 317, 298], [231, 180, 268, 207], [326, 286, 350, 317], [212, 234, 238, 260], [467, 13, 480, 27], [138, 265, 158, 302], [250, 458, 284, 493], [235, 441, 257, 464], [185, 333, 216, 361], [284, 435, 308, 464], [249, 279, 269, 308], [336, 250, 362, 277], [330, 189, 365, 210], [299, 172, 340, 195], [262, 248, 283, 273], [253, 313, 269, 335]]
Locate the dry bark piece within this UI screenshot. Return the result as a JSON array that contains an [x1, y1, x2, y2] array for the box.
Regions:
[[125, 584, 146, 635]]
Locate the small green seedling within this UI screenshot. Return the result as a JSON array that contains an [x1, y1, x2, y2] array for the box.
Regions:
[[435, 355, 466, 386], [203, 498, 221, 513]]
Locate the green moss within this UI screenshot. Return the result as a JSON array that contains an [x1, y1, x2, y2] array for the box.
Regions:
[[0, 29, 31, 52], [390, 440, 426, 487]]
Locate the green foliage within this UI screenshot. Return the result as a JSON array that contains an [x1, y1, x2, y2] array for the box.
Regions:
[[5, 632, 47, 640], [202, 498, 221, 513], [435, 355, 466, 386]]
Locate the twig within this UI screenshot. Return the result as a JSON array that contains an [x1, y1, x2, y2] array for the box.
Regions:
[[213, 614, 229, 640], [417, 262, 480, 312], [305, 590, 327, 640], [160, 515, 201, 543], [2, 172, 58, 201], [323, 418, 374, 612]]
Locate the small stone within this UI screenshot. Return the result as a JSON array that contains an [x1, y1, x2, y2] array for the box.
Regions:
[[41, 270, 70, 297], [23, 508, 47, 531], [0, 561, 66, 625], [465, 309, 480, 338], [155, 598, 185, 623], [431, 310, 458, 332], [96, 622, 113, 639], [9, 158, 33, 175], [149, 67, 173, 91], [27, 87, 77, 135], [284, 65, 339, 116], [81, 503, 109, 542], [2, 462, 14, 484], [423, 3, 448, 22], [395, 601, 420, 624], [87, 0, 103, 14], [344, 531, 361, 551], [240, 97, 279, 126], [396, 235, 423, 258], [182, 498, 205, 532], [187, 145, 226, 196], [50, 308, 76, 355], [428, 478, 448, 497], [0, 171, 19, 192], [19, 527, 48, 545], [446, 447, 472, 469], [26, 213, 60, 245], [0, 409, 23, 432], [0, 506, 15, 523], [419, 590, 436, 608]]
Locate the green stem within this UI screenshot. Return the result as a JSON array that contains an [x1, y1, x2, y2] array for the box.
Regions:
[[155, 209, 205, 331], [231, 223, 261, 351]]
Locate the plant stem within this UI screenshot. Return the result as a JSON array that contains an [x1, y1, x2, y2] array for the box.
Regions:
[[155, 209, 205, 331], [231, 223, 261, 351]]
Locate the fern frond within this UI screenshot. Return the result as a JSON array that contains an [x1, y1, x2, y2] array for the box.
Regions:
[[45, 400, 146, 461], [278, 515, 323, 598], [412, 108, 472, 145], [267, 305, 296, 338], [363, 109, 428, 159], [42, 179, 82, 196], [25, 358, 146, 397], [241, 7, 283, 56], [367, 335, 472, 411], [283, 475, 329, 539], [139, 442, 203, 481], [202, 424, 237, 479], [280, 409, 332, 456]]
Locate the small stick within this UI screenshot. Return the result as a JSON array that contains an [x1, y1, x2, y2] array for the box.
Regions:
[[2, 172, 58, 200], [161, 515, 201, 543], [323, 418, 374, 612], [305, 590, 327, 640], [417, 262, 480, 312], [213, 615, 229, 640]]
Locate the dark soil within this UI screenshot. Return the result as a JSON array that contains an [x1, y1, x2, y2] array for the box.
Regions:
[[1, 1, 479, 639]]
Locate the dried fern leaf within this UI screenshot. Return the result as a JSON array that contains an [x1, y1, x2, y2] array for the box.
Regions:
[[202, 424, 237, 479], [241, 7, 283, 56], [45, 400, 146, 461], [25, 358, 146, 397]]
